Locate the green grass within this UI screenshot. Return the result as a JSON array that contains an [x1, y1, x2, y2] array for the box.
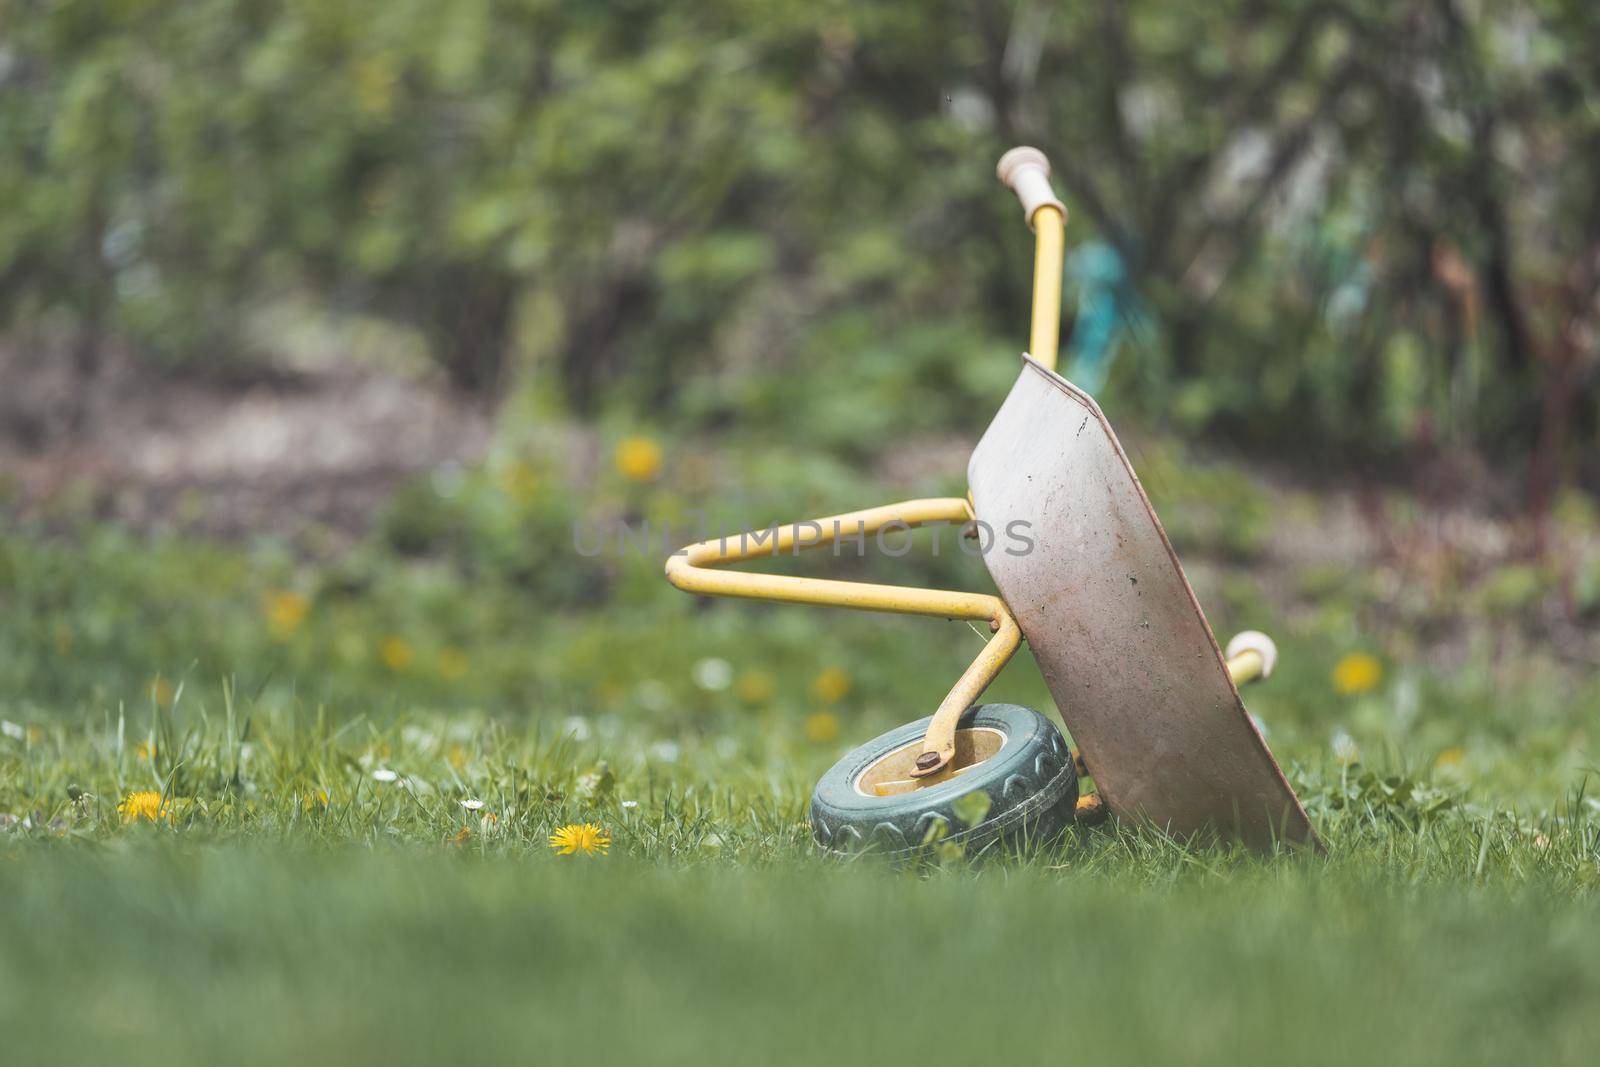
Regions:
[[4, 448, 1600, 1064], [6, 846, 1600, 1066], [3, 697, 1599, 1065]]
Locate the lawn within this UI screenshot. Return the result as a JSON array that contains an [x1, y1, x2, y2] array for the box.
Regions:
[[3, 442, 1599, 1065], [6, 843, 1600, 1065]]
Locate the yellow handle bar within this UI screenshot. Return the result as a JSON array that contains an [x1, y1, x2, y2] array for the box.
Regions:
[[996, 146, 1067, 372]]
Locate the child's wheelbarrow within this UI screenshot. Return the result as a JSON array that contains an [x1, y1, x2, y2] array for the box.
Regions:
[[666, 148, 1316, 855]]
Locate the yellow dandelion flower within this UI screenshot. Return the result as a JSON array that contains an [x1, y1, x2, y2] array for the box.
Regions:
[[447, 743, 469, 770], [135, 739, 156, 761], [804, 711, 840, 743], [494, 458, 540, 502], [303, 788, 330, 808], [438, 647, 469, 681], [614, 436, 663, 483], [146, 676, 175, 707], [1434, 746, 1465, 769], [1332, 652, 1383, 695], [810, 667, 852, 705], [118, 790, 170, 823], [549, 822, 610, 857], [380, 636, 415, 672], [263, 590, 310, 640], [735, 670, 776, 705], [450, 826, 472, 846]]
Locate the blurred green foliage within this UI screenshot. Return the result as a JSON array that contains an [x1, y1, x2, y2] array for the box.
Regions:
[[2, 0, 1598, 475]]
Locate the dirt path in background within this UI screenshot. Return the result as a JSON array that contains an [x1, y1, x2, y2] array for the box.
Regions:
[[0, 345, 489, 543]]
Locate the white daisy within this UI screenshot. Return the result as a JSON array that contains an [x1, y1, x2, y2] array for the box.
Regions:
[[691, 657, 733, 692], [1331, 729, 1359, 765]]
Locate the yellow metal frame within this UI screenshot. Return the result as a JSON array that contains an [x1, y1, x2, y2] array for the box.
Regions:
[[666, 499, 1020, 776], [1226, 648, 1267, 687], [664, 194, 1070, 777], [1028, 205, 1066, 372]]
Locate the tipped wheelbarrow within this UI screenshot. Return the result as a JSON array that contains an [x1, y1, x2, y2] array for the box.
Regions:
[[666, 148, 1316, 856]]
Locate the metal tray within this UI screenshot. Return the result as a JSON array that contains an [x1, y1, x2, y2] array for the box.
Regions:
[[969, 356, 1317, 849]]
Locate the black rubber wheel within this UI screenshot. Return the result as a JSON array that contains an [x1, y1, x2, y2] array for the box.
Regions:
[[810, 704, 1078, 857]]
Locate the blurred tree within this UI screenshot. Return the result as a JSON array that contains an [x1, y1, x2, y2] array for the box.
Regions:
[[0, 0, 1595, 512]]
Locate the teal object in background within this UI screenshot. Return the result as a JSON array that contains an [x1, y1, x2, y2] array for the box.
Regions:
[[1063, 241, 1152, 395]]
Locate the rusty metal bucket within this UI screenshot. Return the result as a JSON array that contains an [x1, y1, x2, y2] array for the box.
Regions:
[[970, 356, 1318, 849]]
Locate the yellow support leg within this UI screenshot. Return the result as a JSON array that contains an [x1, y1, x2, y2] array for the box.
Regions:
[[1226, 648, 1266, 686], [665, 498, 1022, 776]]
